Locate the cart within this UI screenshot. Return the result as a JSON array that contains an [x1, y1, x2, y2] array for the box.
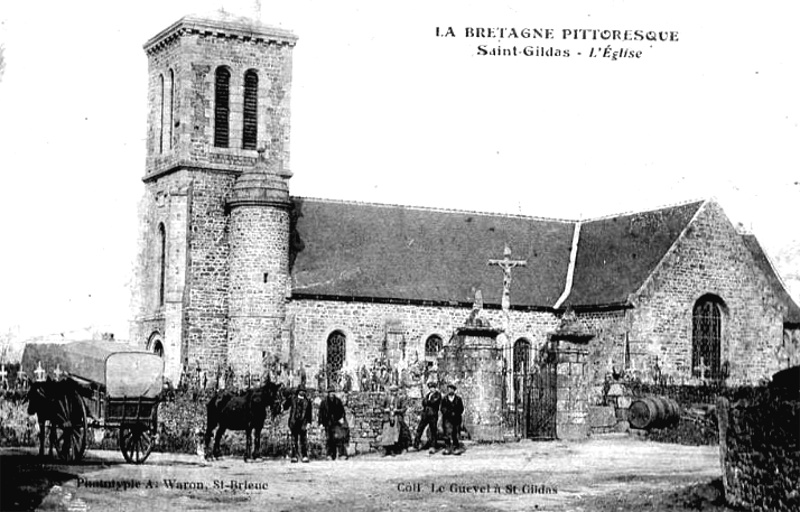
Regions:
[[21, 341, 164, 464]]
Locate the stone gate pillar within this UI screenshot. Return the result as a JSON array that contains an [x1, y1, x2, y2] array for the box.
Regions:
[[438, 304, 504, 441], [550, 309, 594, 440]]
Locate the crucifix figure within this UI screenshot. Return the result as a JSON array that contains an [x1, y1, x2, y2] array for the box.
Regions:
[[488, 244, 527, 330]]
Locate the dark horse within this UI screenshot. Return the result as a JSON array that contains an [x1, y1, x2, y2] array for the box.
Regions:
[[204, 379, 285, 461], [26, 379, 85, 459]]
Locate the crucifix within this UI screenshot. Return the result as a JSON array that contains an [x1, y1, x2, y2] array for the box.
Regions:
[[488, 244, 527, 331], [34, 361, 46, 382]]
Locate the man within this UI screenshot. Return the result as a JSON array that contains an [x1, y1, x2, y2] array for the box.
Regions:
[[288, 385, 312, 463], [440, 383, 464, 455], [414, 380, 442, 453], [318, 385, 348, 460]]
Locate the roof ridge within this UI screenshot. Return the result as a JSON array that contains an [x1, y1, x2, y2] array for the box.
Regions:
[[290, 196, 577, 223], [581, 198, 708, 223]]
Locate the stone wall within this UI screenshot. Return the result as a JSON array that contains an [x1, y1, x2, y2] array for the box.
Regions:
[[285, 298, 558, 382], [717, 379, 800, 510], [554, 341, 590, 439], [629, 201, 787, 385]]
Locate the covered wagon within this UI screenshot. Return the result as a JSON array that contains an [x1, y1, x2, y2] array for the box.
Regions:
[[21, 341, 164, 463]]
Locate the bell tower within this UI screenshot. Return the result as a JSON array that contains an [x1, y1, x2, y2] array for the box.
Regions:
[[131, 12, 297, 383]]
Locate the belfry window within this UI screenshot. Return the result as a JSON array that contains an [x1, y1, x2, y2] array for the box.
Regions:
[[168, 68, 175, 150], [158, 74, 165, 154], [692, 295, 723, 379], [214, 67, 231, 148], [242, 70, 258, 150]]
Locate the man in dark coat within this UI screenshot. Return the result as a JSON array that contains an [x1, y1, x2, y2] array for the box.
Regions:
[[318, 385, 348, 460], [288, 385, 312, 463], [414, 380, 442, 453], [440, 382, 464, 455]]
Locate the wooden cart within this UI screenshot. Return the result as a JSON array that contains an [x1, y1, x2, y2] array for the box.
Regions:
[[21, 341, 164, 464]]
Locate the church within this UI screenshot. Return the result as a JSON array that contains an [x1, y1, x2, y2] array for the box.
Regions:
[[130, 13, 800, 413]]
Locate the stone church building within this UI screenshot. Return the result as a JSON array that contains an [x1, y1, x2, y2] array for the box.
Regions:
[[130, 13, 800, 421]]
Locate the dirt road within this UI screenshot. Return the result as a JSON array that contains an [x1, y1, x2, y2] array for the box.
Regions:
[[1, 435, 733, 511]]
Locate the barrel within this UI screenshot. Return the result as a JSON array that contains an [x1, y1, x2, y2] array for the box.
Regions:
[[629, 396, 680, 429]]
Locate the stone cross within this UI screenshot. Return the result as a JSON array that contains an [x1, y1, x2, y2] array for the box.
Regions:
[[696, 357, 710, 381], [53, 365, 64, 380], [34, 361, 46, 382], [0, 364, 7, 386], [488, 244, 527, 329]]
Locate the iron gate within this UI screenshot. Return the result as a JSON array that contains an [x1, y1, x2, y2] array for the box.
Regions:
[[509, 349, 557, 439]]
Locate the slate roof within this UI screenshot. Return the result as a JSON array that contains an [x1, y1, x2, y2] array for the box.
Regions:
[[288, 197, 799, 324], [740, 234, 800, 325], [564, 201, 705, 307], [289, 198, 574, 307]]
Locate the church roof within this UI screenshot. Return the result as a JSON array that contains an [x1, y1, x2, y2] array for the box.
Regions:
[[288, 197, 799, 322], [563, 201, 705, 307], [290, 198, 574, 307], [740, 234, 800, 325]]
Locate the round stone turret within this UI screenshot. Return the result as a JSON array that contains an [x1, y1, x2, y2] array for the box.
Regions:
[[227, 148, 292, 379]]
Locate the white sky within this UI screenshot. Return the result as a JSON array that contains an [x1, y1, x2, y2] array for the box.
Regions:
[[0, 0, 798, 340]]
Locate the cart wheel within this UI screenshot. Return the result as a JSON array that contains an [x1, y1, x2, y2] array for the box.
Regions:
[[51, 391, 87, 462], [119, 425, 154, 464]]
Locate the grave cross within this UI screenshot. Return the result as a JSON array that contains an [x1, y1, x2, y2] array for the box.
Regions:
[[53, 365, 64, 380], [0, 364, 7, 385], [34, 361, 46, 382], [488, 244, 527, 329], [696, 357, 710, 381]]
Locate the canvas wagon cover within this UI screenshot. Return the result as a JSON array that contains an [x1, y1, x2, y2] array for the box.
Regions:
[[105, 352, 163, 398], [20, 341, 162, 396]]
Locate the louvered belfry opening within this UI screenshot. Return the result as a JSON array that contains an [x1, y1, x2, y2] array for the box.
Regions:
[[214, 67, 231, 148], [242, 70, 258, 150], [692, 295, 723, 379]]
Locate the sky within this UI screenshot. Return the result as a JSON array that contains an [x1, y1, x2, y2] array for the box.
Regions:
[[0, 0, 798, 342]]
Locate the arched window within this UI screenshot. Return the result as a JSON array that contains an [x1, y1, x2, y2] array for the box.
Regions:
[[692, 295, 723, 379], [158, 74, 165, 154], [326, 331, 346, 381], [425, 335, 442, 363], [242, 70, 258, 150], [513, 338, 531, 374], [168, 68, 175, 150], [214, 66, 231, 148], [158, 223, 166, 306]]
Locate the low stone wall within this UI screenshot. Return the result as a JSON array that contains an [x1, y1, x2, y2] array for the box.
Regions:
[[717, 371, 800, 511]]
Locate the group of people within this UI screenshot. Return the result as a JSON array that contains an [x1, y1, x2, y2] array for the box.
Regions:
[[285, 380, 465, 462], [287, 385, 348, 463], [383, 380, 465, 456]]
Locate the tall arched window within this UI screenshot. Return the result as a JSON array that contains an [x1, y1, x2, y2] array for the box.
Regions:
[[242, 69, 258, 150], [425, 335, 442, 364], [214, 66, 231, 148], [692, 295, 723, 379], [513, 338, 531, 374], [158, 74, 165, 154], [326, 331, 346, 383], [158, 223, 166, 306], [168, 68, 175, 150]]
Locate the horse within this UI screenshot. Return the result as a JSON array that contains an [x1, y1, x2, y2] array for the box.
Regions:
[[26, 379, 82, 459], [204, 378, 285, 461]]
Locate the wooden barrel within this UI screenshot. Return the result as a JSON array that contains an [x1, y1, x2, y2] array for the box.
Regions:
[[629, 396, 680, 429]]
